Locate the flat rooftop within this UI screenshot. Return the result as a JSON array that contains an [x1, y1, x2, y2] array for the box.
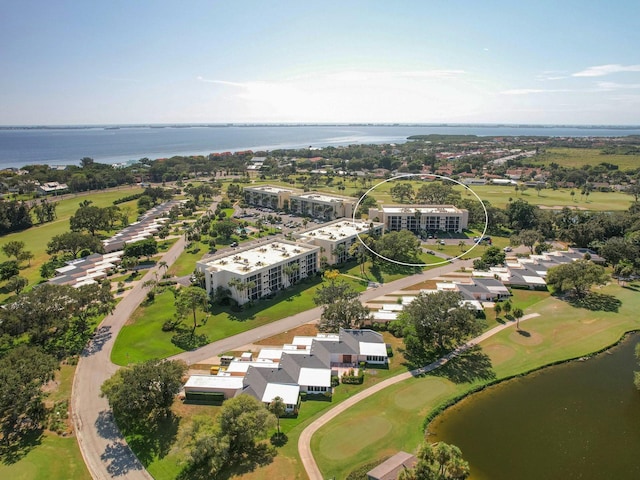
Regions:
[[298, 220, 381, 241], [292, 192, 351, 203], [381, 205, 463, 214], [245, 185, 295, 194], [201, 241, 317, 275]]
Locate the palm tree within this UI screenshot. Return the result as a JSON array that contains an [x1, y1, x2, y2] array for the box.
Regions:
[[503, 300, 512, 318], [494, 302, 502, 319], [268, 396, 287, 436], [458, 240, 466, 252], [513, 307, 524, 331], [158, 260, 169, 277]]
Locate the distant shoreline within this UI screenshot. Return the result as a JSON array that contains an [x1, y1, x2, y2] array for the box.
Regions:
[[2, 123, 640, 131]]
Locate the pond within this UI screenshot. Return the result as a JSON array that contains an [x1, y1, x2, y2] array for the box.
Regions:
[[428, 333, 640, 480]]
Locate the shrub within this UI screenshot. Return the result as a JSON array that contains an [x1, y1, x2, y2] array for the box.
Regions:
[[388, 320, 404, 338], [171, 331, 209, 350], [341, 369, 365, 385], [331, 376, 340, 387], [386, 343, 394, 358]]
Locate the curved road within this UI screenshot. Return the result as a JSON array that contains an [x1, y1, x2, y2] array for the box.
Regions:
[[298, 313, 541, 480], [71, 236, 186, 479]]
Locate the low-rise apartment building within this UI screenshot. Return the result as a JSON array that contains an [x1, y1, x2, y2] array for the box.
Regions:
[[368, 205, 469, 233], [196, 239, 320, 304], [289, 191, 357, 220], [243, 184, 297, 210], [242, 185, 358, 220], [294, 219, 383, 264]]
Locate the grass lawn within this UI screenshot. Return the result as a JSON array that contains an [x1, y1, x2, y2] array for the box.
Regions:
[[535, 147, 640, 171], [111, 275, 367, 365], [0, 187, 143, 300], [457, 184, 632, 211], [167, 239, 209, 277], [0, 435, 91, 480], [310, 283, 640, 479]]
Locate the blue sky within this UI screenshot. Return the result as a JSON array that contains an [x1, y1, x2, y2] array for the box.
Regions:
[[1, 0, 639, 125]]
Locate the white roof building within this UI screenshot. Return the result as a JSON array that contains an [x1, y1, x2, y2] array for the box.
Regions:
[[368, 204, 469, 233], [295, 219, 383, 264], [196, 239, 320, 304]]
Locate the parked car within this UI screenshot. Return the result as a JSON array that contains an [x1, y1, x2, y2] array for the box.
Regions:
[[503, 246, 512, 252]]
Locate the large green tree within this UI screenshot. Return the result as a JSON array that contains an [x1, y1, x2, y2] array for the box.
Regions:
[[0, 346, 58, 449], [1, 240, 26, 261], [390, 183, 415, 203], [318, 298, 371, 332], [70, 203, 109, 235], [184, 395, 276, 478], [375, 230, 421, 263], [400, 291, 483, 358], [0, 282, 114, 358], [510, 229, 543, 254], [546, 259, 609, 298], [506, 199, 539, 231], [123, 238, 158, 260], [398, 441, 470, 480], [47, 231, 105, 258], [101, 359, 187, 428], [415, 182, 461, 204]]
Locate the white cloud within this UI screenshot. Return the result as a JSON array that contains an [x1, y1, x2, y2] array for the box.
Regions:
[[194, 69, 479, 122], [572, 64, 640, 77], [500, 88, 570, 95], [596, 81, 640, 90]]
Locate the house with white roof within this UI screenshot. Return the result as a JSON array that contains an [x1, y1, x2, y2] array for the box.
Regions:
[[183, 329, 388, 413]]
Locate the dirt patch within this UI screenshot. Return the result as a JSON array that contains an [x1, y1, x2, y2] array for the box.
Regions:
[[254, 323, 318, 345], [484, 343, 516, 365], [403, 279, 438, 290]]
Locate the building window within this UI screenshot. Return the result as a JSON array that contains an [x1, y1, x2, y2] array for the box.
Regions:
[[366, 355, 386, 362]]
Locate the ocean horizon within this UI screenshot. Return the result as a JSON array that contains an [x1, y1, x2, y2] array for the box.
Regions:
[[1, 123, 640, 170]]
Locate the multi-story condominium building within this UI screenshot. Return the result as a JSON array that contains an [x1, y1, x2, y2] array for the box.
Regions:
[[242, 185, 297, 210], [242, 185, 357, 220], [368, 205, 469, 233], [196, 239, 320, 304], [294, 219, 383, 264], [289, 192, 357, 220]]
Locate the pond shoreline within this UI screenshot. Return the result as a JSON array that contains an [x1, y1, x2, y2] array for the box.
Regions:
[[423, 328, 640, 434]]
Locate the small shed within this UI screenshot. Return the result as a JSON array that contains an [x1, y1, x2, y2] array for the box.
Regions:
[[367, 451, 418, 480]]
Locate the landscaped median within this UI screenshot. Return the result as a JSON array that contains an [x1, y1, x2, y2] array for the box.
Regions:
[[308, 283, 640, 480]]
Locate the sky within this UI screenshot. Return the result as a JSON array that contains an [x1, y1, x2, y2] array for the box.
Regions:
[[1, 0, 639, 126]]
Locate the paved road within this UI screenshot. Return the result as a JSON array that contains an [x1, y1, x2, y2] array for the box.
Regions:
[[298, 313, 541, 480], [71, 236, 187, 480]]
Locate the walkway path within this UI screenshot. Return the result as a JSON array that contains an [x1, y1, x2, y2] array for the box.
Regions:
[[298, 313, 541, 480]]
